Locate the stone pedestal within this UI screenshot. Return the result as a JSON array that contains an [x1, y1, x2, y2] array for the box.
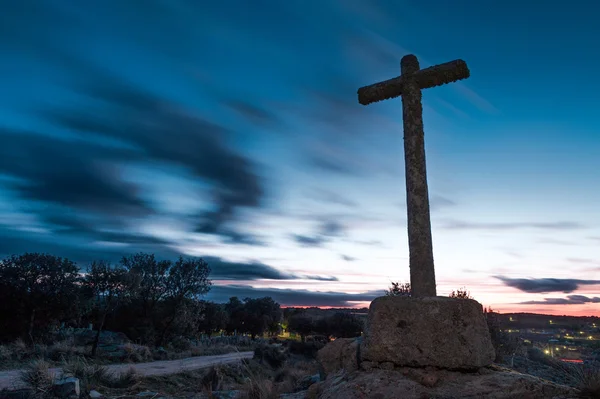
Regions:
[[360, 296, 495, 369]]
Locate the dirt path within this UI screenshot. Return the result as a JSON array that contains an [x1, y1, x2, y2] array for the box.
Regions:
[[0, 351, 254, 391]]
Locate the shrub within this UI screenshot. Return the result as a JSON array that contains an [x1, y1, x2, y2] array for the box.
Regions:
[[169, 336, 192, 352], [558, 361, 600, 398], [122, 343, 152, 363], [62, 357, 111, 393], [287, 341, 324, 359], [19, 360, 55, 394], [253, 344, 288, 369]]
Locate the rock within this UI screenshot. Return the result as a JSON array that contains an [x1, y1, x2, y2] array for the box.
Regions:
[[316, 337, 360, 377], [0, 388, 35, 399], [52, 377, 80, 399], [136, 392, 158, 397], [360, 361, 376, 372], [309, 366, 580, 399], [379, 362, 394, 370], [280, 391, 308, 398], [361, 296, 495, 369], [297, 373, 320, 391], [89, 390, 103, 398], [210, 391, 240, 399]]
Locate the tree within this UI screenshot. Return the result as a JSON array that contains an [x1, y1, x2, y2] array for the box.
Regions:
[[120, 252, 170, 318], [288, 314, 314, 342], [385, 281, 411, 297], [327, 312, 363, 338], [0, 253, 80, 344], [84, 261, 133, 357], [197, 301, 229, 336], [224, 297, 246, 335], [449, 286, 473, 299], [485, 308, 522, 366], [242, 297, 282, 339], [155, 256, 212, 346]]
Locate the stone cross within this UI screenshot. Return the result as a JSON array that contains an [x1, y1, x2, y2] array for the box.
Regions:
[[357, 54, 470, 298]]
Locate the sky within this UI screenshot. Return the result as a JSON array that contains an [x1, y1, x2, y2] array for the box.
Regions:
[[0, 0, 599, 316]]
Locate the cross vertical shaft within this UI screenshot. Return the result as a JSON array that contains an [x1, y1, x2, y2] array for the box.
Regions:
[[357, 53, 470, 299], [400, 55, 436, 298]]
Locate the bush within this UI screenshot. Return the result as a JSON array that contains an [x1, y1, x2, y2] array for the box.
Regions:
[[121, 343, 152, 363], [253, 344, 288, 369], [169, 336, 192, 352], [558, 361, 600, 398], [287, 341, 324, 359], [19, 359, 55, 394]]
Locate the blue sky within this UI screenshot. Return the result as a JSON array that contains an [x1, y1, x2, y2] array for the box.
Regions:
[[1, 0, 599, 315]]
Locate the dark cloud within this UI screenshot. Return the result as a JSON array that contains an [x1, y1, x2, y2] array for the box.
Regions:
[[291, 220, 347, 247], [302, 275, 340, 282], [292, 234, 327, 247], [320, 221, 345, 236], [309, 154, 363, 176], [0, 226, 182, 266], [441, 220, 585, 231], [206, 257, 295, 280], [218, 230, 268, 247], [341, 254, 356, 262], [519, 295, 600, 305], [205, 284, 382, 307], [350, 239, 384, 247], [39, 68, 266, 244], [206, 257, 337, 281], [494, 276, 600, 294], [0, 129, 150, 218]]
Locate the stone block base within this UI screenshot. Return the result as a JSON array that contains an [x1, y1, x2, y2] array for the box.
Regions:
[[360, 296, 495, 369]]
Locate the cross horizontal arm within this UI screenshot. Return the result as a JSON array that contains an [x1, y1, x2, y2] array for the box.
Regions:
[[357, 59, 470, 106]]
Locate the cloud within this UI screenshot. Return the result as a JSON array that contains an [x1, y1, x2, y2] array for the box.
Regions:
[[0, 129, 150, 218], [429, 195, 457, 211], [223, 99, 281, 128], [0, 225, 182, 265], [39, 70, 267, 244], [205, 284, 382, 307], [566, 257, 598, 265], [309, 188, 358, 208], [205, 257, 291, 280], [519, 295, 600, 305], [494, 276, 600, 294], [291, 220, 347, 247], [205, 257, 338, 282], [320, 221, 345, 236], [341, 255, 356, 262], [441, 219, 585, 231], [292, 234, 327, 247]]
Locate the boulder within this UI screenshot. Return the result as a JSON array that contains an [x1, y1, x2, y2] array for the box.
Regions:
[[316, 337, 361, 377], [361, 296, 495, 369], [308, 365, 580, 399], [52, 377, 80, 399]]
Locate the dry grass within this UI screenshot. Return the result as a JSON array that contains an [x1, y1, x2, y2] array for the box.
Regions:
[[18, 359, 55, 397], [238, 377, 278, 399], [16, 357, 142, 397], [570, 362, 600, 398], [552, 359, 600, 398], [0, 338, 250, 371]]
